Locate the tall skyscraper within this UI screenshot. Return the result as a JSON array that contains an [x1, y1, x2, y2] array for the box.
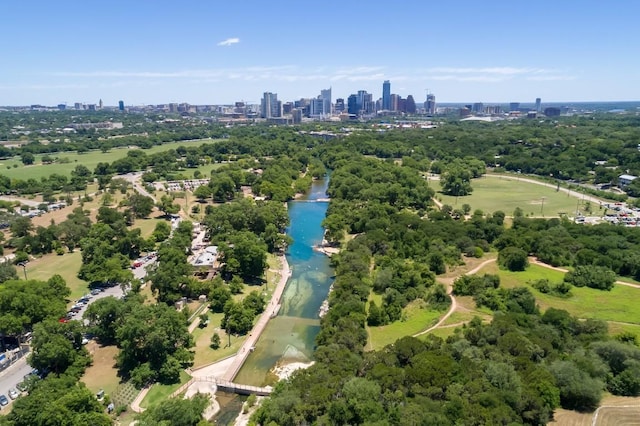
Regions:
[[347, 94, 358, 115], [425, 93, 436, 115], [334, 98, 345, 113], [261, 92, 280, 118], [509, 102, 520, 112], [405, 95, 416, 114], [320, 88, 332, 116], [535, 98, 542, 112], [98, 99, 103, 109], [382, 80, 391, 111], [309, 98, 325, 117], [118, 100, 125, 111]]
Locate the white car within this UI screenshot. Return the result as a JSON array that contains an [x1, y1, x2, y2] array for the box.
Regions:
[[8, 388, 19, 400]]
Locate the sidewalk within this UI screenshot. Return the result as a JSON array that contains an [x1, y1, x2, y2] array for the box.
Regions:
[[221, 255, 291, 382], [130, 386, 150, 413]]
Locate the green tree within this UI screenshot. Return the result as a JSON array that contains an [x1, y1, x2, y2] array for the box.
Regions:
[[127, 194, 155, 218], [7, 376, 111, 426], [0, 262, 18, 283], [28, 319, 89, 376], [157, 194, 181, 216], [21, 152, 35, 165], [564, 265, 616, 291], [440, 164, 473, 196], [498, 246, 529, 271], [220, 231, 268, 278], [136, 393, 210, 426], [211, 332, 221, 349], [152, 220, 172, 242]]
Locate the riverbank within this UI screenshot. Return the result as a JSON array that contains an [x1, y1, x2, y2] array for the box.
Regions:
[[220, 254, 291, 382]]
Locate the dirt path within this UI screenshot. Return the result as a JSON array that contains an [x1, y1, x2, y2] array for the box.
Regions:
[[529, 258, 640, 289], [413, 258, 496, 337]]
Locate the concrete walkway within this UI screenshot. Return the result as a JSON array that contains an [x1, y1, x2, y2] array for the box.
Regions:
[[130, 386, 150, 413], [221, 255, 291, 382]]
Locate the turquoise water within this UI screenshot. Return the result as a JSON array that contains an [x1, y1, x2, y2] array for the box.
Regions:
[[233, 179, 333, 386]]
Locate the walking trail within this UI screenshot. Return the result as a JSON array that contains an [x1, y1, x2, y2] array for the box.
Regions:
[[413, 258, 496, 337]]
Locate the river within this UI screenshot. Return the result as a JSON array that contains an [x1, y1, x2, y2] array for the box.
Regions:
[[232, 178, 333, 386]]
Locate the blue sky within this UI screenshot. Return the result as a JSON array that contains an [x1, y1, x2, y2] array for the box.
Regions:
[[1, 0, 638, 106]]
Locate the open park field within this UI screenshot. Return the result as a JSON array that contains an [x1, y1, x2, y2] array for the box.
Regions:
[[550, 395, 640, 426], [0, 139, 220, 180], [435, 174, 597, 217], [366, 295, 444, 351], [476, 262, 640, 330]]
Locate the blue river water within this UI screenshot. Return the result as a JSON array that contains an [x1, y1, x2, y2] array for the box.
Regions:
[[233, 179, 333, 386]]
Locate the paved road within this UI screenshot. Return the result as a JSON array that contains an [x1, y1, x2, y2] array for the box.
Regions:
[[121, 172, 156, 203], [0, 256, 156, 407], [0, 355, 33, 407]]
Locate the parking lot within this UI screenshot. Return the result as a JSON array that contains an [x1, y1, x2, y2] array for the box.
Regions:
[[0, 255, 157, 408]]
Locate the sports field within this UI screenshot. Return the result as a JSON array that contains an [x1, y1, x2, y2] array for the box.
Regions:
[[435, 175, 598, 217], [0, 139, 220, 180]]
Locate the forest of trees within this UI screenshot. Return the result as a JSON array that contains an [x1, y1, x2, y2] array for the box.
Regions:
[[3, 114, 640, 424]]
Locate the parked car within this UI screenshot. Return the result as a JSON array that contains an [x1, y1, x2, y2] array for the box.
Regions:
[[0, 395, 8, 406], [8, 388, 19, 400]]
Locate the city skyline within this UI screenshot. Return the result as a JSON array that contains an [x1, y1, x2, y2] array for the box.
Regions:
[[1, 0, 639, 105]]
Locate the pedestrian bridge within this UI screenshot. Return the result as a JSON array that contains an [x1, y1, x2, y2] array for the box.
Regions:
[[201, 377, 273, 396], [292, 198, 331, 203]]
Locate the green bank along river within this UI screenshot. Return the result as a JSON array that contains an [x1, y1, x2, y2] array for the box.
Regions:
[[233, 178, 334, 386]]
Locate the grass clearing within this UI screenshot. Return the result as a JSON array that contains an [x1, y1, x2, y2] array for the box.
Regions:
[[434, 175, 594, 216], [81, 342, 121, 396], [0, 139, 221, 180], [476, 262, 640, 327], [139, 370, 191, 409], [27, 250, 87, 301], [367, 300, 443, 350]]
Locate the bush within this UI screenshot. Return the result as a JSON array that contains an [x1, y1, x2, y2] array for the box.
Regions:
[[564, 265, 616, 291], [498, 246, 529, 271]]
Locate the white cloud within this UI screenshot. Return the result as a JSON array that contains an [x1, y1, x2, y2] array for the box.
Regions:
[[217, 37, 240, 47]]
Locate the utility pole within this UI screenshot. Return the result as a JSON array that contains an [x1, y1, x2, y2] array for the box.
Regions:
[[18, 262, 27, 280]]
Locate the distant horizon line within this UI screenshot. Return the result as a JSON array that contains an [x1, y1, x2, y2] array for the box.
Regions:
[[4, 100, 640, 108]]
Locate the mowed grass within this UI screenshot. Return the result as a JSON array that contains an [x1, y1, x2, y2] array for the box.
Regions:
[[435, 175, 593, 216], [139, 370, 191, 409], [26, 250, 88, 301], [367, 300, 443, 350], [81, 343, 121, 396], [0, 139, 221, 180], [477, 262, 640, 327]]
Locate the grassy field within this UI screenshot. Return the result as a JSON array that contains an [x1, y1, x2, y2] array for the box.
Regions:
[[0, 139, 220, 180], [434, 175, 597, 217], [477, 262, 640, 328], [81, 343, 121, 396], [139, 370, 191, 409], [26, 250, 88, 301], [366, 300, 443, 350]]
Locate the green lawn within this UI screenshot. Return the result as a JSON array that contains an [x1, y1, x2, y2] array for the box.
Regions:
[[139, 370, 191, 409], [434, 174, 601, 217], [26, 251, 88, 301], [0, 139, 221, 180], [367, 300, 443, 350], [477, 262, 640, 326]]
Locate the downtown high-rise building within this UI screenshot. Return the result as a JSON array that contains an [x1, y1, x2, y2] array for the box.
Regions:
[[261, 92, 281, 118], [535, 98, 542, 112], [320, 88, 332, 116], [382, 80, 391, 111], [425, 93, 436, 115]]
